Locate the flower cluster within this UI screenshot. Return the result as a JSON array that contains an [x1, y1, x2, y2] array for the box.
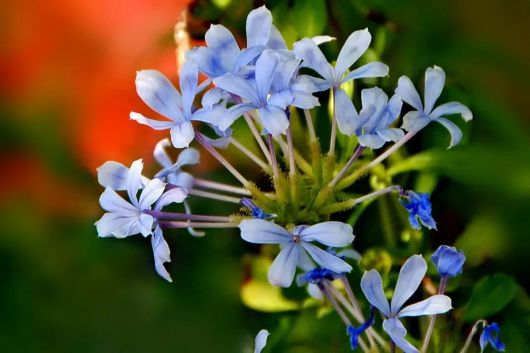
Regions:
[[91, 5, 501, 353]]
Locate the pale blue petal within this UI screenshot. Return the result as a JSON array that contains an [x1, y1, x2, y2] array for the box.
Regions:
[[270, 55, 299, 92], [424, 66, 445, 114], [153, 139, 173, 168], [360, 269, 390, 316], [219, 103, 255, 131], [335, 29, 371, 78], [398, 295, 452, 317], [293, 38, 334, 81], [184, 200, 205, 237], [192, 105, 227, 126], [205, 24, 240, 57], [297, 249, 315, 271], [186, 47, 226, 78], [267, 25, 287, 49], [258, 106, 289, 136], [155, 188, 187, 210], [179, 61, 198, 118], [95, 213, 138, 238], [268, 243, 299, 287], [151, 227, 172, 282], [170, 121, 195, 148], [396, 76, 423, 111], [201, 87, 225, 108], [196, 78, 211, 94], [138, 213, 154, 237], [384, 94, 404, 126], [299, 75, 331, 92], [213, 75, 260, 104], [139, 178, 166, 209], [311, 35, 335, 45], [429, 101, 473, 122], [130, 112, 175, 130], [291, 90, 320, 109], [358, 133, 386, 149], [361, 87, 388, 110], [255, 50, 278, 101], [334, 88, 360, 135], [268, 89, 294, 109], [307, 283, 324, 300], [299, 221, 354, 247], [342, 62, 389, 83], [168, 171, 194, 189], [176, 148, 200, 167], [378, 128, 404, 142], [433, 117, 463, 148], [234, 46, 264, 72], [254, 329, 270, 353], [401, 111, 430, 132], [200, 133, 231, 149], [301, 243, 352, 274], [239, 219, 291, 244], [246, 6, 272, 48], [97, 161, 129, 190], [99, 187, 137, 214], [337, 248, 362, 261], [135, 70, 183, 120], [382, 318, 419, 353], [390, 255, 427, 314], [126, 159, 144, 204]]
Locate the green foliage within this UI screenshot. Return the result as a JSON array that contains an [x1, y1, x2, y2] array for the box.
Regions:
[[463, 274, 518, 322]]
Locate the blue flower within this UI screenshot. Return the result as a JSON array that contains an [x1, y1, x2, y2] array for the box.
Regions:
[[361, 255, 452, 353], [431, 245, 465, 278], [213, 49, 293, 136], [240, 198, 275, 219], [396, 66, 473, 148], [297, 267, 337, 286], [254, 329, 270, 353], [356, 87, 404, 149], [293, 29, 389, 135], [480, 322, 505, 352], [153, 138, 200, 189], [239, 220, 354, 287], [186, 6, 275, 79], [347, 308, 375, 350], [130, 63, 226, 148], [399, 191, 437, 230]]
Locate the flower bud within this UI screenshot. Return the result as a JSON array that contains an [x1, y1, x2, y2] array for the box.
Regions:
[[431, 245, 465, 277]]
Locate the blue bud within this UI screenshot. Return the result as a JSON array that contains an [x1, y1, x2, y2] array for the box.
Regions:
[[399, 190, 437, 230], [347, 307, 375, 350], [431, 245, 466, 278], [480, 322, 505, 352], [297, 267, 337, 286], [240, 198, 275, 219]]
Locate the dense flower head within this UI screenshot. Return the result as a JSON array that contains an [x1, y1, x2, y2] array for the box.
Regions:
[[480, 322, 505, 352], [399, 191, 437, 230], [431, 245, 466, 277]]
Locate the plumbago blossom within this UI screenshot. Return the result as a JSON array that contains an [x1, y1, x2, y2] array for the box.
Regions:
[[92, 5, 489, 352]]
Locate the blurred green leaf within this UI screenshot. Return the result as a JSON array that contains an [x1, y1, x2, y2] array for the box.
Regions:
[[240, 279, 300, 312], [463, 273, 517, 322]]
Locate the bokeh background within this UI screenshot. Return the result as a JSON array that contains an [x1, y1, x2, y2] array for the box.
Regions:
[[1, 0, 529, 352]]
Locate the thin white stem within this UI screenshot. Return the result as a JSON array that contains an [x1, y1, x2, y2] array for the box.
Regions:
[[328, 89, 338, 158], [159, 221, 238, 228], [267, 134, 280, 179], [189, 189, 241, 204], [303, 109, 317, 141], [194, 178, 251, 196], [421, 276, 448, 353], [230, 137, 271, 173], [243, 112, 272, 165], [286, 128, 296, 176], [459, 320, 487, 353], [196, 133, 249, 186], [146, 210, 231, 222], [319, 185, 402, 214], [363, 131, 417, 173], [329, 145, 364, 188]]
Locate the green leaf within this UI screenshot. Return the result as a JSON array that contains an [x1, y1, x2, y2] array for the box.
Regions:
[[463, 273, 517, 322]]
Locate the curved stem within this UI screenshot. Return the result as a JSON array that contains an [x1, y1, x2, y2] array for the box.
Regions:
[[460, 320, 487, 353], [329, 145, 365, 188], [194, 178, 251, 196], [421, 276, 448, 352], [188, 189, 241, 204], [319, 185, 402, 215], [243, 112, 272, 165]]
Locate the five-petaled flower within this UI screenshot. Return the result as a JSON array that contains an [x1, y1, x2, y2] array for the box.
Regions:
[[431, 245, 466, 278], [396, 66, 473, 148], [480, 322, 505, 352], [361, 255, 452, 353], [239, 219, 354, 287]]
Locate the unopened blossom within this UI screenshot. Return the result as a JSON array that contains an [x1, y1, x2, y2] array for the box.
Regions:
[[361, 255, 452, 353], [396, 66, 473, 148], [153, 138, 199, 189], [356, 87, 404, 149], [480, 322, 505, 352], [239, 219, 354, 287], [347, 308, 375, 350], [130, 62, 226, 148], [293, 29, 389, 135], [399, 191, 437, 230], [254, 329, 270, 353], [431, 245, 466, 278]]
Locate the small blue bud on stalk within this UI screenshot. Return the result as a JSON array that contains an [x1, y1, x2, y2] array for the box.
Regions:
[[431, 245, 466, 278]]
